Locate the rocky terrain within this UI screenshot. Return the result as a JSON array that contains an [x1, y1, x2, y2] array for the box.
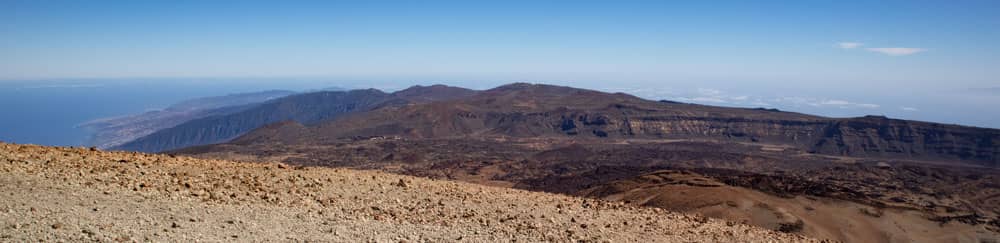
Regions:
[[0, 142, 816, 242], [578, 170, 999, 243]]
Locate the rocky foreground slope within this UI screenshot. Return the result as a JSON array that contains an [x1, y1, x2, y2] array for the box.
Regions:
[[0, 142, 815, 242]]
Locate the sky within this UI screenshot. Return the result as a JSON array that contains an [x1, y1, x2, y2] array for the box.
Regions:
[[1, 1, 999, 128]]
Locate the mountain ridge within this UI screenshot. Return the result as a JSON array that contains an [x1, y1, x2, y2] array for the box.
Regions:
[[78, 90, 296, 149], [227, 83, 999, 166]]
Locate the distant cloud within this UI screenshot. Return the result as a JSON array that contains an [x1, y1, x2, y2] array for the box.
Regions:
[[697, 88, 722, 96], [900, 107, 919, 111], [834, 42, 928, 56], [616, 87, 887, 112], [22, 83, 105, 89], [606, 87, 683, 100], [819, 100, 850, 106], [964, 87, 1000, 96], [866, 47, 926, 56], [836, 42, 863, 49], [856, 103, 881, 108], [775, 97, 880, 109], [688, 97, 727, 103], [673, 88, 752, 104]]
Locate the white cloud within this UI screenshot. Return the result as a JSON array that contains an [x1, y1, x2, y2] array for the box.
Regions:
[[866, 47, 926, 56], [856, 103, 880, 108], [697, 88, 723, 96], [900, 107, 919, 111], [837, 42, 863, 49], [778, 97, 881, 109], [819, 100, 851, 106], [750, 100, 771, 106], [22, 83, 105, 89], [689, 97, 727, 103], [673, 88, 757, 104]]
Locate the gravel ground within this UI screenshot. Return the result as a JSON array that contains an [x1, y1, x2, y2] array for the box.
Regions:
[[0, 142, 819, 242]]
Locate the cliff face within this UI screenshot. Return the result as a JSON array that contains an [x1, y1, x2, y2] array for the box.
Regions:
[[563, 115, 996, 167], [589, 114, 998, 166], [553, 110, 998, 165], [550, 115, 996, 166], [810, 117, 999, 166]]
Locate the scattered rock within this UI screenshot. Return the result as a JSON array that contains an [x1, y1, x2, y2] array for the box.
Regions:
[[0, 142, 820, 242], [777, 220, 804, 233]]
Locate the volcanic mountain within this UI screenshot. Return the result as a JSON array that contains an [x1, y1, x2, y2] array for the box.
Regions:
[[225, 83, 998, 167], [174, 83, 1000, 242]]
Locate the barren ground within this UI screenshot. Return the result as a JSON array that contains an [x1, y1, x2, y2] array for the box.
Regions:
[[0, 142, 816, 242]]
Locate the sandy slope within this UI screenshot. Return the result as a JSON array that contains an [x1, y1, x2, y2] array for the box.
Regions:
[[0, 143, 816, 242], [579, 170, 998, 243]]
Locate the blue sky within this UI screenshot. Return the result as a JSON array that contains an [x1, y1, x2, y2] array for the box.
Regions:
[[1, 1, 999, 127]]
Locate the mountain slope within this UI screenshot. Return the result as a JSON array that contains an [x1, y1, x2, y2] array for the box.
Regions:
[[114, 85, 477, 153], [576, 170, 999, 243], [113, 89, 399, 152], [78, 90, 295, 149], [0, 142, 814, 242]]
